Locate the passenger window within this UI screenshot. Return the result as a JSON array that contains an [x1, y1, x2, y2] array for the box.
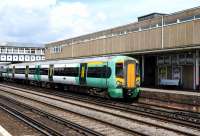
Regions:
[[116, 63, 123, 78], [87, 66, 111, 78]]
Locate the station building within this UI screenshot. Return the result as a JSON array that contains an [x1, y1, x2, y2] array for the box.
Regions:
[[0, 42, 45, 62], [45, 6, 200, 90]]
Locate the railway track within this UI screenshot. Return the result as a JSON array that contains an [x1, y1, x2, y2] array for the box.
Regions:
[[0, 83, 199, 135], [40, 89, 200, 127], [0, 84, 144, 136], [5, 82, 200, 128], [0, 97, 103, 136], [0, 101, 63, 136]]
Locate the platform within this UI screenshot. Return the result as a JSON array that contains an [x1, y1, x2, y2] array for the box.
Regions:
[[0, 126, 12, 136], [139, 88, 200, 112]]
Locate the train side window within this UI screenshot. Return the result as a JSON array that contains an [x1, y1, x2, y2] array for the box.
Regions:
[[15, 68, 25, 74], [64, 67, 79, 77], [116, 63, 123, 78], [40, 68, 48, 75], [87, 66, 111, 78], [29, 68, 35, 74], [54, 67, 79, 77], [54, 67, 64, 76], [136, 63, 140, 76]]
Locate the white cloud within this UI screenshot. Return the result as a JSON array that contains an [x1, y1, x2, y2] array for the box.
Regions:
[[0, 0, 199, 44], [49, 2, 92, 39]]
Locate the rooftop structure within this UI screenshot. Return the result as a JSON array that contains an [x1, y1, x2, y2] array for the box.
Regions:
[[137, 13, 167, 22], [0, 42, 45, 62]]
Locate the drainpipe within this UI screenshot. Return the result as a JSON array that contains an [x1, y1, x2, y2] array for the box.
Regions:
[[161, 16, 164, 49], [142, 55, 145, 84], [195, 50, 199, 90], [72, 40, 74, 58]]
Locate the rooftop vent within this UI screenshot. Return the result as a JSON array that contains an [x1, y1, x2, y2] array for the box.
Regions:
[[138, 13, 167, 22]]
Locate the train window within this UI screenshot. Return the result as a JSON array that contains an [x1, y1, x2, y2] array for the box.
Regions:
[[64, 67, 79, 76], [87, 66, 111, 78], [54, 67, 79, 77], [54, 68, 63, 76], [40, 68, 48, 75], [29, 68, 35, 74], [116, 63, 123, 78], [15, 68, 25, 74], [7, 68, 12, 73], [136, 64, 140, 76]]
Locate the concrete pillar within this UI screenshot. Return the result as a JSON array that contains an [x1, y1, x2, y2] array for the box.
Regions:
[[195, 50, 199, 90], [142, 55, 145, 84]]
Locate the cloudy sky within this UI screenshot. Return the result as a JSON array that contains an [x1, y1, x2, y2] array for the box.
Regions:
[[0, 0, 199, 44]]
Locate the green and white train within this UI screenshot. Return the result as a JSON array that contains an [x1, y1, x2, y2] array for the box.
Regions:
[[1, 56, 140, 99]]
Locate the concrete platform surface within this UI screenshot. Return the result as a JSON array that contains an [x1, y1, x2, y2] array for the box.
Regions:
[[139, 87, 200, 112]]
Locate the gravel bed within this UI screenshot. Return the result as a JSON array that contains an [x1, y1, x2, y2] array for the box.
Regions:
[[0, 91, 133, 136], [0, 87, 195, 136], [0, 104, 44, 136]]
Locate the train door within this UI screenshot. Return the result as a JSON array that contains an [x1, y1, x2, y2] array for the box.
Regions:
[[124, 60, 136, 89], [48, 64, 54, 81], [25, 65, 29, 80], [34, 65, 41, 81], [79, 63, 87, 85], [12, 65, 15, 78], [6, 67, 10, 78]]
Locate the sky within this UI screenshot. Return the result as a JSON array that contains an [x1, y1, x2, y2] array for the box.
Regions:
[[0, 0, 199, 44]]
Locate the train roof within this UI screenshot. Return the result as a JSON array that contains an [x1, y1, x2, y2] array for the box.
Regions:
[[8, 55, 138, 67]]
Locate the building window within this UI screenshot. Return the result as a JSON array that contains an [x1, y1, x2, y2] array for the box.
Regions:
[[51, 45, 63, 53], [1, 48, 7, 53], [13, 48, 18, 53], [31, 49, 35, 54], [7, 48, 12, 53], [19, 49, 24, 53], [25, 49, 30, 53]]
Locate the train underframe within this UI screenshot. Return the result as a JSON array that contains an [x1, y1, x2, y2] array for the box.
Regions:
[[2, 77, 139, 100]]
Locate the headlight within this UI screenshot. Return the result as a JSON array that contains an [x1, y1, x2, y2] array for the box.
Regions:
[[116, 81, 123, 87], [136, 80, 140, 86]]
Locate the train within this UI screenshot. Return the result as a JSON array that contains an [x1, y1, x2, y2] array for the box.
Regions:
[[0, 55, 140, 99]]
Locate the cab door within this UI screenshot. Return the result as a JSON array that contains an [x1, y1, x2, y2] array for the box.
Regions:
[[79, 63, 87, 85], [124, 60, 136, 89]]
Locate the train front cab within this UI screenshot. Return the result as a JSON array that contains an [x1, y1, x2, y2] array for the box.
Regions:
[[111, 59, 140, 99], [124, 60, 140, 98]]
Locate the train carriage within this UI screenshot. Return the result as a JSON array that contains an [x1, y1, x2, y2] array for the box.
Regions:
[[1, 56, 140, 99]]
